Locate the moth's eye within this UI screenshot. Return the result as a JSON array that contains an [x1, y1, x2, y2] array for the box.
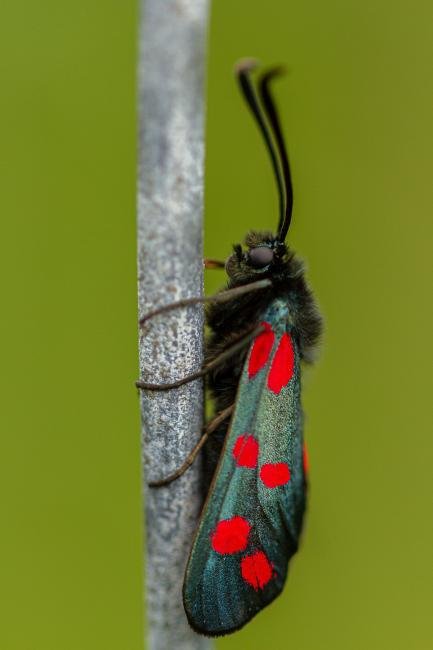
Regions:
[[248, 246, 274, 268]]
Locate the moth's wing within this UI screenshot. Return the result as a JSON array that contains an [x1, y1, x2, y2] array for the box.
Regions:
[[183, 314, 307, 636]]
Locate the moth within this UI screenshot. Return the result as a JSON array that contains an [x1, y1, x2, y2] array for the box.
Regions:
[[137, 60, 322, 636]]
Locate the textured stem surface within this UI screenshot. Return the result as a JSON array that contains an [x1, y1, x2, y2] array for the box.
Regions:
[[137, 1, 211, 649]]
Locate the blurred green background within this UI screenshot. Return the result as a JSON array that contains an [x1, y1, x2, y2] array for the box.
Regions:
[[1, 0, 432, 649]]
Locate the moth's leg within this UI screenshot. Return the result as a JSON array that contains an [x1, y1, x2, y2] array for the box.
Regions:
[[148, 403, 235, 487], [136, 324, 263, 391], [139, 277, 271, 326], [204, 258, 225, 269]]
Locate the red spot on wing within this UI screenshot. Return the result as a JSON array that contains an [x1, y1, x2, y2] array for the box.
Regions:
[[303, 443, 309, 474], [260, 462, 291, 488], [248, 322, 275, 379], [233, 435, 259, 468], [211, 516, 251, 554], [267, 332, 295, 394], [241, 551, 273, 590]]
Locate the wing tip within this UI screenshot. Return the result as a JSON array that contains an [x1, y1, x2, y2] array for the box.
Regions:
[[183, 604, 255, 638], [182, 580, 285, 637]]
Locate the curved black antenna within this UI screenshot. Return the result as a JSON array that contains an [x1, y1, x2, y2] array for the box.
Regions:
[[259, 67, 293, 241], [236, 59, 285, 232]]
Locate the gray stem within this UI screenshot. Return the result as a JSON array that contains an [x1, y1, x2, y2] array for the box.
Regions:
[[137, 1, 212, 649]]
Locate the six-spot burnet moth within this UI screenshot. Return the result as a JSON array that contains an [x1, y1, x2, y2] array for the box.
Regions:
[[137, 59, 323, 636]]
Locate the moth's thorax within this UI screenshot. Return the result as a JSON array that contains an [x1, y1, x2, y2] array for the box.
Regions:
[[260, 298, 294, 333]]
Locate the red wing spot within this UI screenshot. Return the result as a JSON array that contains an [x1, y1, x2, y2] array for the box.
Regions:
[[303, 443, 309, 474], [211, 516, 251, 554], [267, 332, 295, 394], [260, 462, 291, 488], [241, 551, 273, 590], [248, 322, 275, 379], [233, 435, 259, 468]]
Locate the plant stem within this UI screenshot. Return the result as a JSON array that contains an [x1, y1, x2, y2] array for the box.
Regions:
[[137, 0, 211, 648]]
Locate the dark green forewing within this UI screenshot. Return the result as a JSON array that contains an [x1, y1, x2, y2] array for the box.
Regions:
[[183, 298, 307, 636]]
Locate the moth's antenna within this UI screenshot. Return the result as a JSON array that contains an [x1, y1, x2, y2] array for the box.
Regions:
[[259, 67, 293, 242], [236, 59, 285, 233]]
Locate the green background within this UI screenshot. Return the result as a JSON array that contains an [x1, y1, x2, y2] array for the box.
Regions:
[[1, 1, 432, 649]]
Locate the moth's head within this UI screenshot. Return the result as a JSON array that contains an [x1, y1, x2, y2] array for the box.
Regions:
[[225, 230, 288, 283]]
